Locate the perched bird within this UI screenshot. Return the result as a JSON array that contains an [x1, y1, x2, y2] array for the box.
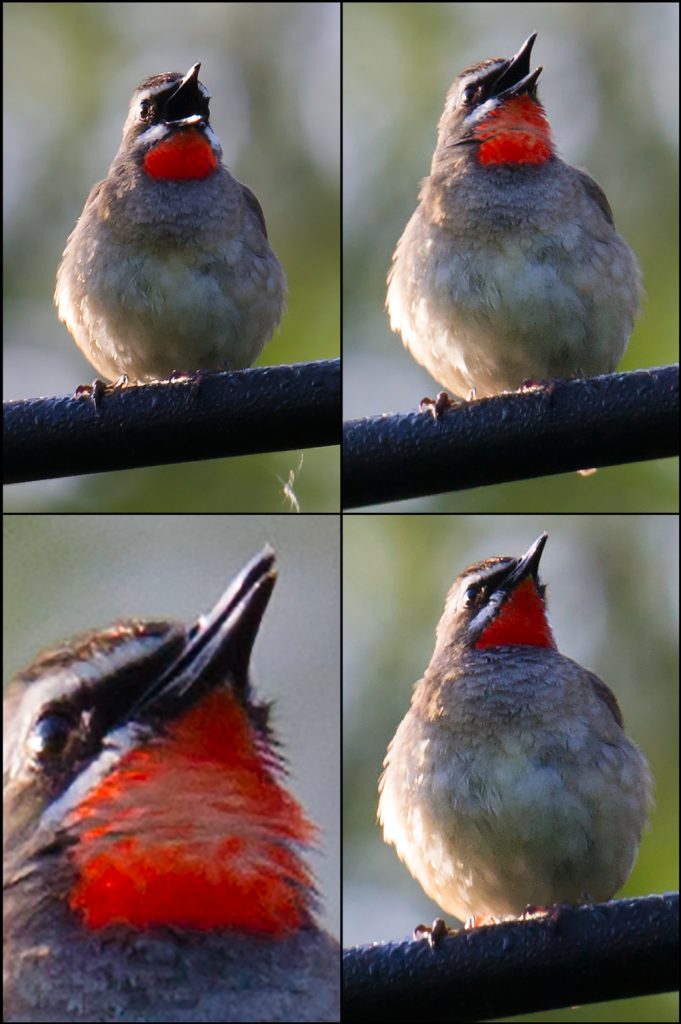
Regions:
[[387, 34, 641, 401], [56, 63, 286, 383], [3, 548, 339, 1022], [379, 533, 652, 926]]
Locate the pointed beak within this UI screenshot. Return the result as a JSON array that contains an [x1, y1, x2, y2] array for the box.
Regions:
[[504, 532, 548, 590], [490, 32, 542, 100], [132, 547, 277, 724], [161, 62, 207, 125], [179, 62, 202, 89]]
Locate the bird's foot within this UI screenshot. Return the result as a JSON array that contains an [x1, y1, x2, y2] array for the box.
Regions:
[[419, 391, 462, 419], [413, 917, 454, 947]]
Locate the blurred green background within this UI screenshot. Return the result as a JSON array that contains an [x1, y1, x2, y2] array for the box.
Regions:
[[3, 2, 339, 512], [3, 514, 340, 935], [343, 3, 678, 511], [344, 514, 678, 1021]]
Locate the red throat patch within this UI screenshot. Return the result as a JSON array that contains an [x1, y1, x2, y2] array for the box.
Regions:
[[143, 128, 219, 180], [475, 95, 553, 165], [66, 689, 317, 936], [475, 577, 556, 649]]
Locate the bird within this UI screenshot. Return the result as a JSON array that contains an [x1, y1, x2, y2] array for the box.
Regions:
[[3, 547, 339, 1022], [55, 63, 286, 384], [378, 532, 652, 928], [386, 33, 642, 403]]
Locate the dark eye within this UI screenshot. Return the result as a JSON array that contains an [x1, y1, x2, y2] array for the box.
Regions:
[[462, 83, 478, 105], [464, 583, 482, 606], [139, 99, 152, 121], [28, 711, 76, 762]]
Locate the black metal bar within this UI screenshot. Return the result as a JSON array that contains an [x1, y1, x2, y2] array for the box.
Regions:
[[343, 893, 679, 1022], [342, 365, 679, 509], [3, 359, 340, 483]]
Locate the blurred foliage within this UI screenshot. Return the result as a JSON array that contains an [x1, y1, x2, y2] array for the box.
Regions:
[[343, 514, 679, 1021], [343, 3, 678, 512], [4, 3, 339, 511]]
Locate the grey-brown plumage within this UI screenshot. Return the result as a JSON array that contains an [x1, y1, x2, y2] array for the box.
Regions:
[[56, 64, 286, 382], [379, 534, 652, 923], [387, 34, 641, 399]]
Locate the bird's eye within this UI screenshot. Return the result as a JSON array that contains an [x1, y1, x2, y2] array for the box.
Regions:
[[461, 83, 478, 105], [28, 711, 77, 762], [139, 99, 152, 121], [464, 583, 481, 606]]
